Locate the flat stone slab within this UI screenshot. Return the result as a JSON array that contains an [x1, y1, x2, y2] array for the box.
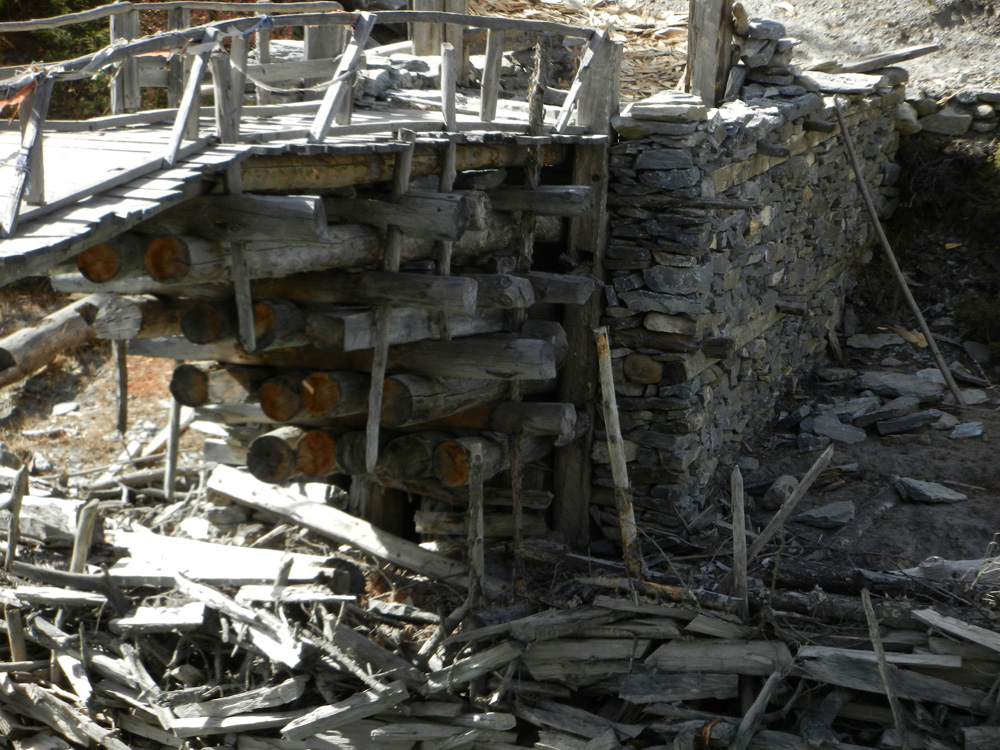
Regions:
[[797, 71, 885, 94], [919, 107, 973, 135], [627, 92, 709, 122], [875, 410, 942, 436], [854, 395, 920, 427], [857, 372, 943, 402], [812, 414, 867, 444], [847, 333, 905, 349], [950, 422, 984, 440], [793, 500, 855, 529], [824, 396, 880, 423], [895, 477, 967, 504]]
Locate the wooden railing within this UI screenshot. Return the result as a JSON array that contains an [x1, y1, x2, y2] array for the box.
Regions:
[[0, 3, 619, 238]]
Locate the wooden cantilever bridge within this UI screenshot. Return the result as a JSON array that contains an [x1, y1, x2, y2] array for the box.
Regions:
[[0, 2, 622, 547]]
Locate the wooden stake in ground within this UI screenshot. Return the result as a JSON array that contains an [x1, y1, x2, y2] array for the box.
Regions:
[[593, 326, 641, 578], [467, 442, 486, 608], [69, 499, 101, 574], [4, 465, 27, 572], [730, 465, 749, 623], [113, 340, 127, 434], [834, 98, 964, 406], [862, 589, 909, 749], [165, 359, 184, 502]]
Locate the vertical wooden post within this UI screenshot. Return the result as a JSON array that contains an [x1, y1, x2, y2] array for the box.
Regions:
[[254, 1, 273, 105], [114, 339, 128, 434], [479, 29, 504, 123], [365, 130, 416, 473], [731, 465, 749, 622], [69, 500, 101, 574], [18, 88, 44, 206], [229, 32, 250, 129], [437, 43, 458, 339], [167, 7, 191, 108], [551, 139, 608, 545], [305, 22, 346, 100], [165, 49, 211, 165], [594, 326, 641, 578], [165, 360, 183, 502], [110, 8, 141, 114], [210, 53, 238, 144], [4, 466, 27, 572], [685, 0, 733, 107], [443, 0, 467, 83], [862, 589, 909, 748], [411, 0, 444, 57], [4, 606, 27, 662], [466, 442, 485, 608]]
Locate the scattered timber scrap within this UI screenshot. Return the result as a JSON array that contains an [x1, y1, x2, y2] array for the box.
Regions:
[[6, 455, 1000, 749]]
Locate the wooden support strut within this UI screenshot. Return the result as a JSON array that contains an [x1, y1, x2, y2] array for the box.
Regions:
[[308, 12, 375, 143], [365, 129, 417, 473], [1, 75, 54, 239]]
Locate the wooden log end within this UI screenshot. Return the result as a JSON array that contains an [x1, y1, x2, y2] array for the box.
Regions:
[[259, 377, 302, 422], [144, 236, 190, 282], [170, 363, 210, 407], [300, 372, 342, 417], [181, 301, 235, 345], [433, 440, 470, 488], [380, 377, 412, 428], [76, 243, 122, 283], [295, 430, 339, 478], [247, 434, 297, 484]]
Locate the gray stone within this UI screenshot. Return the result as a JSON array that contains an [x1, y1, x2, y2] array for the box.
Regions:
[[950, 422, 984, 440], [895, 102, 922, 134], [856, 372, 943, 401], [816, 368, 856, 383], [954, 87, 1000, 104], [933, 412, 960, 430], [943, 388, 988, 406], [638, 168, 703, 190], [824, 395, 881, 422], [619, 290, 706, 316], [740, 38, 777, 67], [747, 18, 786, 39], [875, 410, 942, 436], [798, 433, 831, 453], [777, 405, 812, 430], [634, 149, 695, 170], [919, 107, 973, 135], [854, 395, 920, 427], [847, 333, 905, 349], [793, 500, 855, 529], [916, 368, 946, 385], [738, 456, 760, 472], [812, 414, 867, 444], [628, 92, 709, 122], [205, 504, 250, 526], [52, 401, 79, 417], [644, 264, 712, 295], [895, 477, 967, 504], [963, 340, 991, 363], [797, 71, 884, 94], [761, 474, 798, 511], [32, 452, 53, 473]]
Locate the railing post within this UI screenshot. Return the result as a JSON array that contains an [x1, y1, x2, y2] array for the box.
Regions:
[[110, 6, 140, 114], [411, 0, 443, 57], [443, 0, 467, 83], [305, 21, 347, 101], [167, 7, 191, 108], [254, 0, 273, 105]]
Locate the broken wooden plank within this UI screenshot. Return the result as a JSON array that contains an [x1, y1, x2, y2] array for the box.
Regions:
[[281, 681, 408, 740], [646, 640, 793, 676]]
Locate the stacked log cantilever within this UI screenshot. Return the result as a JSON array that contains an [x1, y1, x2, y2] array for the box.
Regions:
[[7, 1, 619, 545]]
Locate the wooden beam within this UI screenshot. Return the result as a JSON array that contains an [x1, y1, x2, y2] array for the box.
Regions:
[[479, 28, 504, 122], [685, 0, 733, 107], [322, 191, 471, 241]]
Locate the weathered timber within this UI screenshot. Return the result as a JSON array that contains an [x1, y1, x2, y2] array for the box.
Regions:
[[95, 295, 194, 340], [646, 640, 793, 677], [281, 682, 408, 741], [300, 370, 371, 418], [306, 307, 506, 352], [76, 234, 147, 282], [422, 401, 577, 443], [415, 509, 548, 538], [374, 432, 451, 481], [247, 427, 309, 484], [141, 227, 380, 284], [208, 465, 488, 592], [685, 0, 732, 106], [464, 274, 535, 309], [170, 363, 272, 408], [259, 373, 311, 423], [294, 430, 345, 478], [350, 336, 557, 380], [0, 296, 102, 389], [323, 191, 471, 241], [434, 434, 553, 488], [488, 186, 592, 216], [135, 194, 329, 242], [239, 144, 569, 193], [251, 299, 308, 352], [381, 374, 553, 428], [129, 337, 352, 370], [181, 300, 238, 345], [515, 271, 598, 305]]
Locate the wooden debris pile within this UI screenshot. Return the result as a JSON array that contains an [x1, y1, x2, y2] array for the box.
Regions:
[[6, 454, 1000, 749]]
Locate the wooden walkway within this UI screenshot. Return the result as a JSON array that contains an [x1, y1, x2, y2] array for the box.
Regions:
[[0, 4, 617, 287]]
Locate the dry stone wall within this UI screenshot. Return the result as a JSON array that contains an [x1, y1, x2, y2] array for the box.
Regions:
[[594, 73, 905, 526]]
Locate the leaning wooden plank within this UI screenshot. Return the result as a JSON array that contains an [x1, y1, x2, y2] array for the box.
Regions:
[[281, 681, 408, 740], [208, 465, 495, 594], [105, 527, 329, 586], [837, 43, 940, 74], [554, 30, 607, 132], [620, 672, 739, 703], [171, 710, 311, 738], [173, 675, 309, 719], [912, 608, 1000, 656], [174, 572, 305, 668], [235, 584, 355, 605], [796, 645, 961, 669], [424, 641, 524, 695], [1, 76, 53, 238], [0, 295, 103, 389], [795, 653, 988, 712], [515, 699, 644, 740], [645, 640, 793, 676], [0, 586, 107, 608], [109, 602, 207, 635]]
